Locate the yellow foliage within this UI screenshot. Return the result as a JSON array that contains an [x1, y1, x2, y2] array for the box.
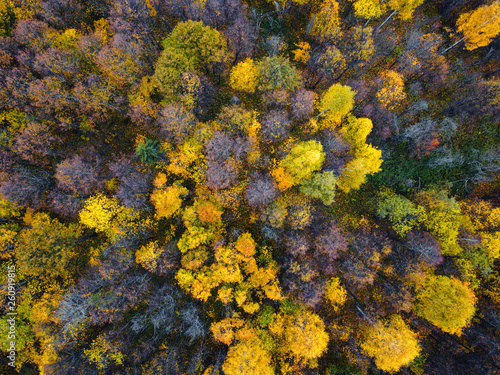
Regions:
[[211, 317, 245, 345], [234, 232, 256, 257], [310, 0, 340, 39], [271, 310, 329, 360], [293, 42, 311, 64], [153, 172, 168, 188], [376, 70, 406, 110], [217, 286, 234, 304], [361, 315, 421, 373], [337, 144, 382, 192], [353, 0, 383, 19], [457, 1, 500, 50], [79, 194, 134, 235], [324, 277, 347, 310], [151, 184, 189, 219], [136, 241, 163, 272], [223, 337, 274, 375], [414, 275, 476, 335], [229, 58, 259, 93], [84, 335, 125, 371], [481, 232, 500, 259]]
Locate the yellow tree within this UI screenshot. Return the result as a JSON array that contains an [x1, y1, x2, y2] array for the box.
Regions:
[[150, 183, 189, 219], [270, 310, 329, 360], [79, 194, 134, 236], [310, 0, 340, 39], [337, 117, 383, 193], [272, 141, 325, 189], [317, 84, 356, 123], [413, 275, 476, 335], [361, 314, 421, 373], [352, 0, 383, 20], [230, 58, 259, 93], [376, 70, 406, 110], [223, 337, 274, 375], [456, 1, 500, 51]]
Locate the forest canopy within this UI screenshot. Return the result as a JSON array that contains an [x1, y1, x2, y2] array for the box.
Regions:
[[0, 0, 500, 374]]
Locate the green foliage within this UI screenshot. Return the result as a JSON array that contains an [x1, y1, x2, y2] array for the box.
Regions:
[[257, 56, 301, 92], [154, 20, 227, 96], [257, 305, 276, 327], [299, 171, 337, 205], [376, 191, 424, 236], [414, 275, 476, 335], [136, 138, 162, 165]]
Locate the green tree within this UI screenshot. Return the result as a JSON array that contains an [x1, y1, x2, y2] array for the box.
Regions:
[[136, 138, 162, 165], [153, 21, 227, 95], [414, 275, 476, 335], [376, 191, 424, 237], [299, 171, 337, 205], [257, 56, 301, 92]]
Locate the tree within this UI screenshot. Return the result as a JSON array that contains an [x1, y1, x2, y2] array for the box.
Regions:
[[223, 337, 274, 375], [299, 171, 337, 205], [257, 56, 301, 92], [413, 275, 476, 335], [156, 103, 196, 144], [245, 172, 277, 208], [273, 140, 325, 188], [0, 168, 52, 210], [291, 89, 315, 121], [12, 121, 61, 165], [229, 58, 259, 93], [387, 0, 425, 21], [337, 144, 382, 192], [79, 194, 134, 235], [352, 0, 383, 19], [456, 1, 500, 51], [151, 183, 189, 219], [260, 110, 291, 144], [324, 277, 347, 310], [96, 33, 149, 88], [270, 309, 329, 360], [0, 1, 15, 37], [361, 315, 421, 373], [153, 21, 227, 96], [310, 0, 340, 39], [136, 138, 162, 165], [376, 70, 406, 110], [405, 230, 443, 266], [15, 212, 83, 277], [55, 152, 104, 196], [376, 191, 424, 237], [317, 84, 356, 123]]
